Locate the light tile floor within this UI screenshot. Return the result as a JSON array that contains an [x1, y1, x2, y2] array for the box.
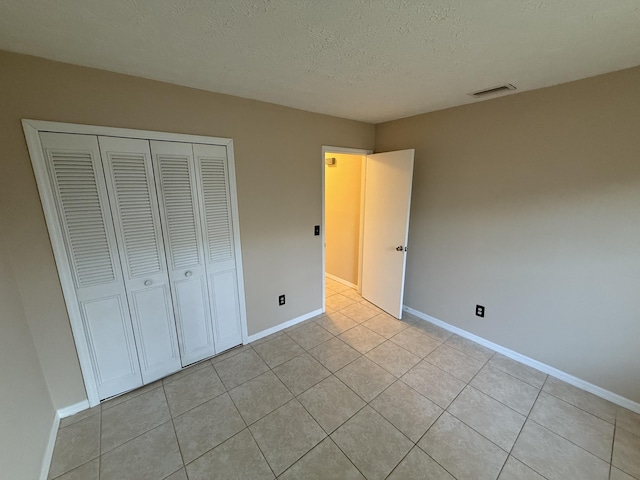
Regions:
[[48, 277, 640, 480]]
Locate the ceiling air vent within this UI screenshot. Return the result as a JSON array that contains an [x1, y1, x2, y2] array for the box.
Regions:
[[469, 84, 516, 98]]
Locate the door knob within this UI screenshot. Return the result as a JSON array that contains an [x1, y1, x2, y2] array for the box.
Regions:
[[396, 245, 404, 252], [144, 279, 153, 286], [185, 271, 193, 277]]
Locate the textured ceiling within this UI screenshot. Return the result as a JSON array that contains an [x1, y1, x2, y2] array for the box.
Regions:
[[1, 1, 639, 123]]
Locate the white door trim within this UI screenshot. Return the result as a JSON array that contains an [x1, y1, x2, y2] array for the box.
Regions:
[[22, 119, 249, 407], [321, 146, 372, 313]]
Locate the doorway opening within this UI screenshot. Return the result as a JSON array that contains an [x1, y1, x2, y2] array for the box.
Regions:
[[321, 146, 370, 312], [322, 146, 415, 319]]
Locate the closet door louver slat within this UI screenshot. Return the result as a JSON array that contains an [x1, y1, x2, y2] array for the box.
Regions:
[[40, 132, 142, 400], [50, 151, 116, 288], [157, 156, 201, 270], [110, 154, 162, 277], [200, 157, 234, 264]]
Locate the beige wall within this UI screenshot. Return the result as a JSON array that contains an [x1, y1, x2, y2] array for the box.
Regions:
[[0, 49, 374, 409], [376, 66, 640, 403], [0, 209, 55, 479], [325, 153, 363, 285]]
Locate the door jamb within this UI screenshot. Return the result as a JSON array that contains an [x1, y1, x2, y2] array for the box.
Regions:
[[321, 146, 372, 313]]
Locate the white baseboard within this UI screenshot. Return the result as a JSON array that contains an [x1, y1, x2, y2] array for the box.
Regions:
[[246, 308, 323, 343], [403, 305, 640, 414], [57, 399, 90, 419], [40, 411, 60, 480], [325, 273, 357, 290], [41, 399, 91, 479]]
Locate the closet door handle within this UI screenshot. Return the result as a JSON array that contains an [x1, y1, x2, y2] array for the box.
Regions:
[[144, 279, 153, 286], [185, 271, 193, 278]]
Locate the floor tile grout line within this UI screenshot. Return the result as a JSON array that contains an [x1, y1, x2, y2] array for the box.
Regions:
[[99, 347, 232, 414], [163, 381, 190, 470], [536, 389, 617, 428], [326, 402, 402, 480], [272, 362, 332, 398], [612, 462, 640, 480], [468, 366, 543, 417], [178, 424, 246, 470], [512, 374, 550, 479], [539, 387, 617, 426], [98, 419, 176, 465], [101, 381, 165, 412], [507, 375, 579, 479], [278, 436, 368, 480], [367, 378, 445, 445], [328, 426, 374, 479], [362, 344, 420, 379], [531, 377, 617, 464], [439, 359, 530, 479], [414, 351, 521, 478], [245, 420, 280, 478], [312, 314, 360, 336], [494, 378, 546, 480], [440, 337, 495, 364], [284, 316, 330, 332], [443, 404, 520, 458], [479, 362, 549, 395], [526, 416, 614, 464], [100, 396, 175, 456], [227, 374, 294, 428], [166, 378, 229, 420], [162, 357, 215, 384], [98, 407, 102, 480], [404, 404, 461, 479], [608, 424, 615, 480], [461, 382, 531, 419], [309, 339, 365, 374], [303, 375, 371, 439], [255, 325, 366, 377], [420, 347, 490, 384], [255, 347, 328, 477], [485, 355, 548, 390], [57, 404, 103, 430], [104, 370, 225, 462], [412, 441, 460, 480], [165, 388, 249, 466]]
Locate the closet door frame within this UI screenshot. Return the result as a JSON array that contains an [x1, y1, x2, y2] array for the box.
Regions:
[[22, 119, 249, 407]]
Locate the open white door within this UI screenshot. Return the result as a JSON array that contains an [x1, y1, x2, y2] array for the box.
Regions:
[[361, 149, 415, 318]]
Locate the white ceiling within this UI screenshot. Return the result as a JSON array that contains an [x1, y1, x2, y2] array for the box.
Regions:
[[1, 1, 639, 123]]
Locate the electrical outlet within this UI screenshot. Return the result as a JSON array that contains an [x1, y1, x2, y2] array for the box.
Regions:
[[314, 225, 320, 236], [476, 305, 485, 317], [279, 294, 286, 306]]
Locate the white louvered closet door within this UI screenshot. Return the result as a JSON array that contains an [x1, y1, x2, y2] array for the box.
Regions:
[[194, 144, 243, 352], [39, 132, 143, 400], [99, 137, 182, 383], [150, 140, 216, 365]]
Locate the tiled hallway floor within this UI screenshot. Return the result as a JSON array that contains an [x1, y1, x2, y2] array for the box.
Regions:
[[49, 277, 640, 479]]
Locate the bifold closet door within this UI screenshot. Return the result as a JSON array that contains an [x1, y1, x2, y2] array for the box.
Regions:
[[39, 132, 143, 399], [193, 144, 243, 352], [151, 140, 216, 365], [99, 136, 181, 383]]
